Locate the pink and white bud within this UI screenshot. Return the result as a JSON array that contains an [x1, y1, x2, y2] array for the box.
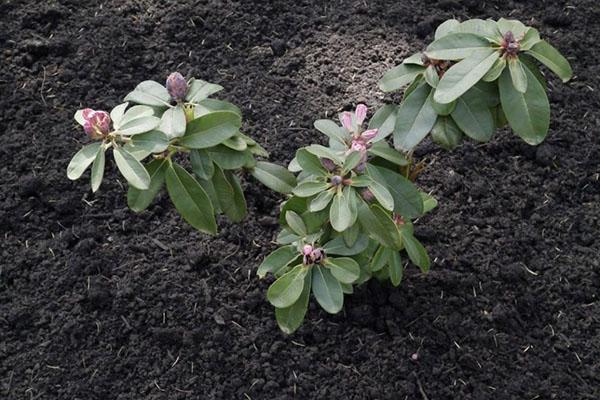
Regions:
[[351, 140, 367, 153], [340, 111, 353, 131], [355, 104, 368, 125], [303, 244, 314, 256], [310, 248, 325, 265], [360, 128, 378, 142], [82, 109, 111, 139], [166, 72, 188, 101]]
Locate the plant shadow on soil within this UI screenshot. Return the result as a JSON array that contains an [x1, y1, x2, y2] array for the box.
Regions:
[[1, 0, 599, 399]]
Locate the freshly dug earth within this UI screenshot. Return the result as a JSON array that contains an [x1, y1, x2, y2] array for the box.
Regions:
[[1, 0, 599, 399]]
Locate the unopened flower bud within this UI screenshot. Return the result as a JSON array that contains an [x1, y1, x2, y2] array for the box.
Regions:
[[82, 109, 111, 139], [360, 128, 378, 142], [355, 104, 368, 125], [361, 188, 374, 202], [310, 248, 325, 265], [302, 244, 314, 256], [321, 158, 337, 172], [393, 214, 405, 226], [166, 72, 188, 101], [331, 175, 343, 186]]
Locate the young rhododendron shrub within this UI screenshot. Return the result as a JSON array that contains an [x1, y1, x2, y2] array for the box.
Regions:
[[379, 18, 572, 154], [67, 72, 295, 234], [258, 105, 437, 334]]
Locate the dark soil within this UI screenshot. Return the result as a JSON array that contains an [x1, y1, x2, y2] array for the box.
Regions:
[[1, 0, 599, 399]]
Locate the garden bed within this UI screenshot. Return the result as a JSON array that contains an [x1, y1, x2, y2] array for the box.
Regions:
[[1, 0, 599, 398]]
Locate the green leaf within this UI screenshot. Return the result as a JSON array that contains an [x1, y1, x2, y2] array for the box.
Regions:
[[450, 96, 494, 142], [368, 104, 398, 142], [371, 165, 423, 218], [304, 144, 342, 164], [431, 92, 456, 116], [222, 135, 247, 151], [403, 52, 426, 65], [195, 98, 242, 117], [434, 50, 499, 104], [357, 203, 401, 249], [456, 19, 502, 41], [258, 245, 299, 278], [342, 223, 360, 247], [208, 145, 249, 170], [312, 266, 343, 314], [367, 179, 394, 211], [190, 149, 215, 180], [379, 64, 425, 92], [113, 147, 151, 190], [425, 33, 492, 60], [179, 111, 241, 149], [464, 81, 500, 108], [276, 228, 300, 245], [314, 119, 347, 144], [159, 105, 187, 139], [90, 145, 105, 192], [520, 55, 547, 90], [165, 162, 217, 234], [285, 211, 307, 236], [482, 57, 506, 82], [124, 80, 171, 107], [431, 116, 463, 150], [118, 105, 155, 128], [330, 190, 352, 232], [499, 67, 550, 145], [388, 250, 403, 286], [211, 165, 240, 221], [309, 188, 335, 212], [508, 58, 528, 93], [400, 226, 430, 273], [267, 265, 307, 309], [367, 142, 409, 166], [127, 158, 168, 212], [293, 181, 330, 197], [223, 170, 247, 222], [420, 192, 438, 213], [250, 161, 296, 194], [497, 18, 527, 38], [394, 82, 437, 151], [326, 257, 360, 284], [67, 142, 102, 180], [434, 19, 460, 39], [186, 78, 224, 103], [275, 272, 311, 334], [296, 149, 328, 176], [323, 234, 369, 256], [126, 130, 169, 154], [424, 65, 439, 88], [109, 102, 129, 127], [369, 246, 389, 272], [526, 40, 573, 82], [342, 151, 363, 174], [520, 28, 541, 51]]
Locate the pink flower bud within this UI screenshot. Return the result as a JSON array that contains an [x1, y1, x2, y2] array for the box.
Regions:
[[355, 104, 368, 125], [166, 72, 188, 101], [360, 128, 378, 142], [393, 214, 405, 226], [303, 244, 314, 256], [340, 111, 353, 131], [351, 140, 367, 153], [331, 175, 343, 186], [82, 109, 111, 139], [310, 248, 325, 265]]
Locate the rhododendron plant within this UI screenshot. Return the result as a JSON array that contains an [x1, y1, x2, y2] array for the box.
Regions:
[[258, 105, 437, 334], [379, 18, 572, 154], [67, 73, 294, 234]]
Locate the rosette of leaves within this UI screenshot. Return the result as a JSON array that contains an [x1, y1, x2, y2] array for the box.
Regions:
[[379, 18, 573, 151], [257, 107, 437, 334], [68, 74, 296, 235]]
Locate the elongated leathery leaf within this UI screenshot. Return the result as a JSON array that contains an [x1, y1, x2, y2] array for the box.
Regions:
[[394, 82, 437, 151], [267, 265, 307, 309], [312, 266, 343, 314], [127, 158, 168, 212], [499, 67, 550, 145], [257, 245, 299, 278], [113, 147, 151, 190], [434, 50, 498, 104], [165, 162, 217, 234], [67, 142, 102, 180], [275, 272, 311, 334]]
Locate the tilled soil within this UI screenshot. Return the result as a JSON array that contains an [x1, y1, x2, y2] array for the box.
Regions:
[[1, 0, 599, 399]]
